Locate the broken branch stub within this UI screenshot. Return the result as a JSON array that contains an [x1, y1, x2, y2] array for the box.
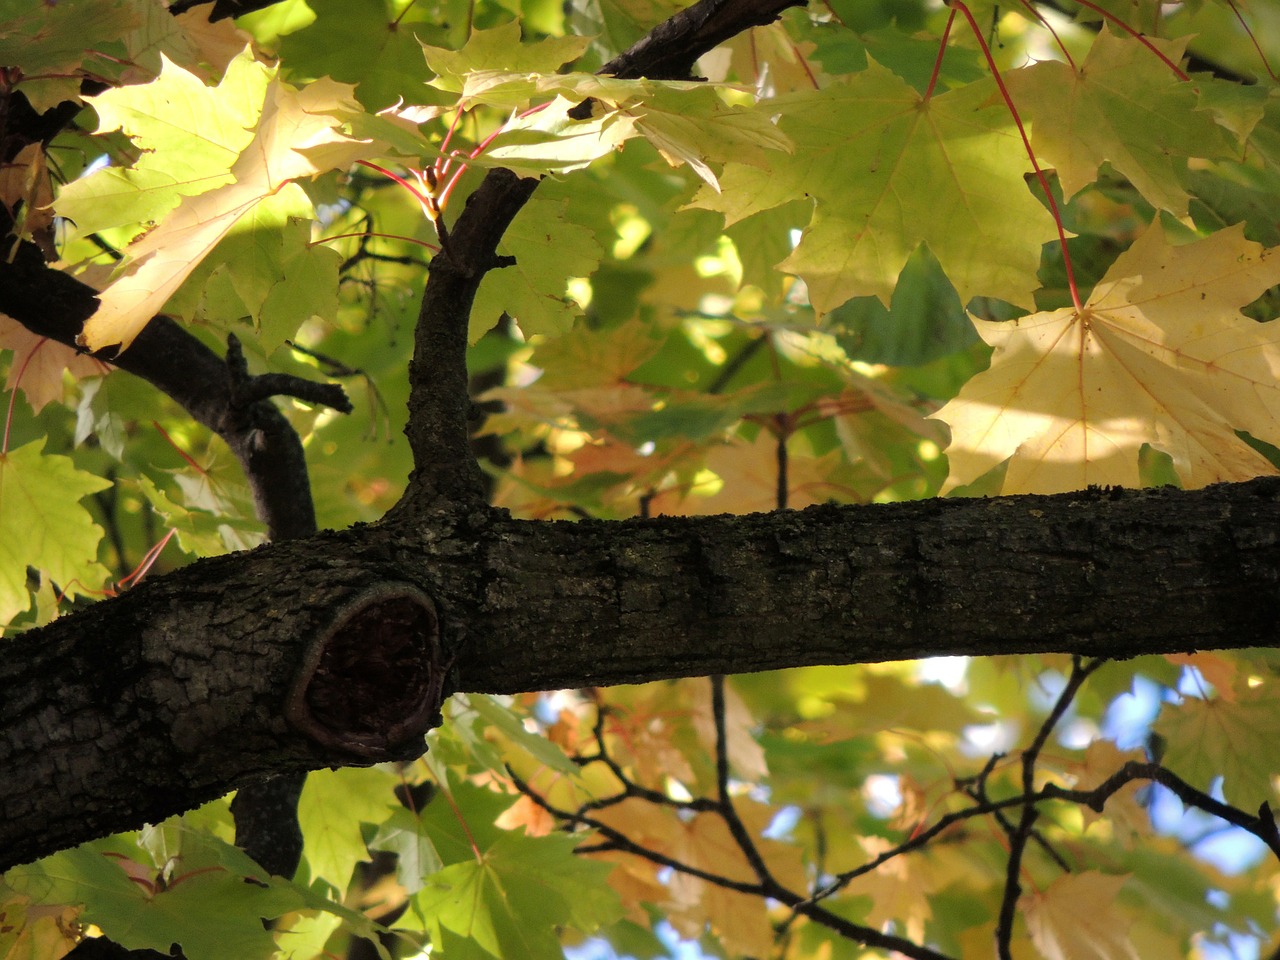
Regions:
[[285, 583, 449, 761]]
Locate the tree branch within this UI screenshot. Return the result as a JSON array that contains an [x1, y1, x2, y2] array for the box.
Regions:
[[3, 478, 1279, 870]]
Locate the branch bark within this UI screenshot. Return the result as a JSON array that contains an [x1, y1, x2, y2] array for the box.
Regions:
[[3, 478, 1278, 871]]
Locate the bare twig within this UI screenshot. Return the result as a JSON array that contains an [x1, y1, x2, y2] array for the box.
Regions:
[[996, 657, 1104, 959]]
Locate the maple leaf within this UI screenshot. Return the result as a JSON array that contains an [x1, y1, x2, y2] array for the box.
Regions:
[[1065, 740, 1151, 842], [691, 58, 1059, 313], [422, 20, 590, 92], [414, 832, 620, 960], [1154, 686, 1280, 807], [471, 191, 605, 340], [0, 439, 113, 625], [0, 0, 140, 110], [934, 224, 1280, 494], [1008, 31, 1239, 216], [690, 430, 848, 514], [842, 836, 939, 942], [686, 679, 768, 782], [297, 767, 401, 894], [479, 96, 640, 176], [592, 798, 805, 957], [0, 143, 54, 249], [171, 3, 257, 74], [0, 315, 109, 414], [1022, 872, 1140, 960], [77, 57, 398, 352], [55, 52, 266, 238], [462, 73, 790, 190]]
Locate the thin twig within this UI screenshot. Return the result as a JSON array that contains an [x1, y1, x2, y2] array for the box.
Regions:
[[995, 657, 1104, 959]]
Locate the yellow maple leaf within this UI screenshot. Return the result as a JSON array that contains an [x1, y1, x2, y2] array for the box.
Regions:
[[934, 224, 1280, 494], [591, 797, 805, 957], [841, 836, 938, 942], [0, 314, 109, 413], [1068, 740, 1150, 843], [80, 71, 388, 353], [690, 430, 848, 514], [685, 678, 768, 782], [1022, 872, 1140, 960]]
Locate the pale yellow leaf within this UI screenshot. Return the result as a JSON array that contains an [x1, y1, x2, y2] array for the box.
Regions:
[[685, 678, 768, 782], [0, 314, 109, 414], [1022, 872, 1140, 960], [594, 798, 804, 957], [841, 836, 938, 942], [934, 224, 1280, 494], [81, 75, 386, 352]]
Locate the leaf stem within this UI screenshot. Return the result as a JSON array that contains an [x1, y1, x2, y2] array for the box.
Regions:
[[923, 8, 957, 102], [951, 0, 1083, 313], [1222, 0, 1278, 82], [356, 160, 439, 220], [1014, 0, 1076, 70]]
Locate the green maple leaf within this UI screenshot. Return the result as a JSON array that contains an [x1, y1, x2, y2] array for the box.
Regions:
[[7, 845, 284, 960], [1007, 30, 1238, 215], [297, 767, 401, 895], [369, 808, 444, 895], [136, 476, 262, 559], [691, 59, 1059, 313], [7, 829, 386, 960], [423, 20, 591, 93], [411, 833, 620, 960], [471, 191, 604, 340], [0, 0, 136, 109], [0, 439, 112, 625], [462, 693, 578, 774], [1155, 689, 1280, 807], [56, 50, 269, 237], [278, 0, 446, 111]]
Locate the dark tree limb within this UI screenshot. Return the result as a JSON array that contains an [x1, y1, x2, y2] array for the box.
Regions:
[[3, 478, 1279, 871], [167, 0, 291, 21]]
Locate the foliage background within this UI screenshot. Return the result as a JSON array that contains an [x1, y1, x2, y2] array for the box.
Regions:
[[2, 0, 1280, 958]]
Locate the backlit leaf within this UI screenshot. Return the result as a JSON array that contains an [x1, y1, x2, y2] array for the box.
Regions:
[[1023, 872, 1140, 960], [1008, 31, 1238, 215], [691, 60, 1059, 312], [0, 440, 112, 625], [934, 224, 1280, 493]]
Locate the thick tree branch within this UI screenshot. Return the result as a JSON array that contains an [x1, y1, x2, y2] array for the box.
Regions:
[[3, 478, 1279, 870]]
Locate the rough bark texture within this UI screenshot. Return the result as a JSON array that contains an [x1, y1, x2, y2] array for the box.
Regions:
[[3, 478, 1278, 870]]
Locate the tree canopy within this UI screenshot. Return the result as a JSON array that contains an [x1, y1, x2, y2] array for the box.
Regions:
[[2, 1, 1280, 959]]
